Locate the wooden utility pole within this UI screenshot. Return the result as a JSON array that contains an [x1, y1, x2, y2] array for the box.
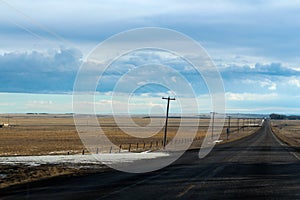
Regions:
[[162, 96, 175, 148], [228, 116, 231, 131], [227, 116, 231, 140], [211, 112, 216, 139], [237, 118, 240, 133]]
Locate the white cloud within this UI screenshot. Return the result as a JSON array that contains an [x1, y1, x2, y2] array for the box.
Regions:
[[268, 83, 277, 90], [242, 79, 277, 91], [226, 92, 278, 101], [259, 80, 277, 90], [288, 78, 300, 87], [2, 1, 300, 115]]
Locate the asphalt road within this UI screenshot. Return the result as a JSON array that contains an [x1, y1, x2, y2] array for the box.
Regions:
[[1, 120, 300, 200]]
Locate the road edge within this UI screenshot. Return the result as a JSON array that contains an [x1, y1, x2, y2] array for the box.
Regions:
[[269, 122, 300, 160]]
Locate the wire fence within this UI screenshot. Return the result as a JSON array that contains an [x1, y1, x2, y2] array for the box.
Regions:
[[78, 120, 263, 155]]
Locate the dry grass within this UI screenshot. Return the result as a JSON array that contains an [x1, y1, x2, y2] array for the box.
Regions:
[[0, 164, 81, 188], [0, 114, 262, 189], [271, 120, 300, 148], [0, 115, 83, 156], [0, 114, 261, 156]]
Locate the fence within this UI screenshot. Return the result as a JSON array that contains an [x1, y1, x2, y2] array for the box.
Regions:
[[76, 118, 263, 155]]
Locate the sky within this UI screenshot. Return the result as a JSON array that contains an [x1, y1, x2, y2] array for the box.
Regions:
[[1, 0, 300, 114]]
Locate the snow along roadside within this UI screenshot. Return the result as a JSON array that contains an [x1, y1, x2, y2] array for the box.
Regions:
[[0, 152, 169, 167]]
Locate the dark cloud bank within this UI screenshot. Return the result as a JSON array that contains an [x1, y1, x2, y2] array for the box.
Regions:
[[0, 48, 81, 93], [0, 49, 299, 94]]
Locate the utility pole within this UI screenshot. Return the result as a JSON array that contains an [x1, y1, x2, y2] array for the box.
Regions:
[[211, 112, 216, 139], [228, 116, 231, 130], [227, 116, 231, 140], [162, 96, 175, 148], [248, 118, 250, 130], [237, 118, 240, 133]]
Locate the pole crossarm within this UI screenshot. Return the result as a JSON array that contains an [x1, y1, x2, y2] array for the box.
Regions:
[[162, 97, 176, 101]]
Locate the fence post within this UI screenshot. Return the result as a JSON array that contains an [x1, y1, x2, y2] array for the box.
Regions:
[[82, 149, 85, 155], [129, 143, 131, 152], [109, 146, 112, 153], [136, 143, 139, 151], [96, 148, 99, 154], [119, 144, 122, 153]]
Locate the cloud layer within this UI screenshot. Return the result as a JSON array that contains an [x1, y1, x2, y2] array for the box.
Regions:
[[1, 1, 300, 114], [0, 48, 81, 93]]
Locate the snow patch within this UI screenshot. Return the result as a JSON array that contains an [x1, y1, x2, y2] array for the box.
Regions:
[[0, 152, 169, 166], [213, 140, 223, 144]]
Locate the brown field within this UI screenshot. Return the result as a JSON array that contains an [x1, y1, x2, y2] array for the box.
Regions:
[[271, 120, 300, 148], [0, 114, 261, 156], [0, 164, 78, 188], [0, 114, 261, 188]]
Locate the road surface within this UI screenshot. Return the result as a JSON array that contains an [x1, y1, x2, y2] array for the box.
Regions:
[[1, 120, 300, 200]]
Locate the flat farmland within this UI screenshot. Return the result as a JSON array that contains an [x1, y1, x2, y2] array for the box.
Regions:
[[0, 114, 262, 188], [271, 120, 300, 148], [0, 114, 261, 156]]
